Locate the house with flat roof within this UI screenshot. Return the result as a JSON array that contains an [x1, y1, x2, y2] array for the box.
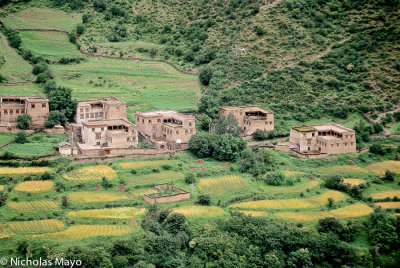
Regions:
[[0, 94, 49, 130], [289, 123, 356, 156], [218, 105, 274, 136], [135, 110, 196, 150]]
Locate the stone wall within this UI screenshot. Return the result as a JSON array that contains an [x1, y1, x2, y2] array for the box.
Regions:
[[143, 183, 190, 204]]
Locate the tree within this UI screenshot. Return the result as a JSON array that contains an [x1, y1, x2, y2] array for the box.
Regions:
[[0, 192, 8, 206], [184, 173, 196, 184], [162, 213, 188, 235], [101, 176, 113, 188], [253, 129, 266, 140], [215, 113, 241, 137], [213, 133, 246, 160], [15, 132, 28, 144], [35, 73, 49, 84], [368, 210, 399, 252], [188, 132, 218, 158], [76, 24, 85, 35], [62, 195, 69, 208], [287, 248, 313, 268], [200, 114, 212, 130], [16, 114, 32, 130], [197, 194, 211, 206], [32, 62, 48, 75], [45, 111, 67, 128], [370, 143, 385, 155], [383, 170, 396, 182], [199, 67, 213, 86], [48, 87, 77, 119]]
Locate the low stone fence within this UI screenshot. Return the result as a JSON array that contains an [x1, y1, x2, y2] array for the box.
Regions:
[[143, 183, 190, 204]]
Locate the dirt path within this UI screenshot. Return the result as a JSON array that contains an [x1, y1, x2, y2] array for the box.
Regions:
[[261, 0, 284, 10], [0, 81, 34, 86]]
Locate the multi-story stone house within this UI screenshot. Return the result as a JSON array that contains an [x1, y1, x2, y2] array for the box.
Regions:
[[218, 106, 274, 136], [135, 110, 196, 150], [289, 123, 356, 155], [74, 97, 127, 124], [0, 95, 49, 130]]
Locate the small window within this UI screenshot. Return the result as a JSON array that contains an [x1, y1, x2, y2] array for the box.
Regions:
[[351, 142, 354, 146], [337, 143, 339, 147], [176, 131, 179, 135], [10, 110, 13, 115], [312, 133, 315, 137], [42, 104, 46, 108], [80, 108, 83, 112], [127, 137, 130, 142], [80, 114, 84, 119], [308, 147, 310, 151], [95, 133, 101, 139], [86, 113, 89, 118], [303, 134, 306, 138], [85, 108, 89, 112], [142, 119, 144, 123], [4, 110, 7, 115], [331, 144, 334, 148], [189, 123, 192, 127], [149, 120, 152, 124], [90, 113, 94, 118], [92, 128, 95, 132], [31, 104, 35, 109], [158, 119, 161, 123]]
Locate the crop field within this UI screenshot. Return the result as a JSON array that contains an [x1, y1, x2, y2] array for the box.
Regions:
[[62, 165, 117, 181], [317, 165, 368, 175], [366, 161, 400, 175], [283, 171, 305, 177], [68, 207, 146, 219], [120, 160, 170, 169], [8, 219, 64, 233], [51, 58, 201, 113], [7, 200, 58, 211], [276, 204, 373, 221], [130, 188, 158, 197], [370, 190, 400, 200], [0, 84, 41, 96], [238, 210, 269, 217], [0, 167, 50, 175], [0, 133, 16, 146], [26, 225, 137, 241], [3, 8, 81, 31], [19, 31, 83, 60], [68, 192, 132, 203], [0, 223, 14, 239], [376, 202, 400, 209], [343, 178, 366, 186], [0, 33, 33, 82], [198, 175, 249, 195], [14, 180, 53, 193], [172, 206, 224, 217], [126, 171, 184, 186], [267, 181, 319, 193], [230, 190, 345, 209]]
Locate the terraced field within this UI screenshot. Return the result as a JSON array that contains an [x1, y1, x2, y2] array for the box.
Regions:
[[238, 210, 269, 217], [343, 178, 366, 186], [14, 180, 53, 193], [198, 175, 249, 195], [68, 207, 146, 219], [172, 206, 224, 217], [26, 225, 137, 241], [8, 219, 64, 233], [370, 190, 400, 200], [7, 200, 58, 211], [68, 192, 132, 203], [266, 181, 319, 193], [230, 190, 345, 209], [120, 160, 170, 169], [317, 165, 368, 175], [62, 165, 117, 181], [366, 161, 400, 175], [283, 171, 304, 177], [0, 223, 14, 239], [130, 188, 158, 197], [376, 202, 400, 209], [276, 204, 373, 221], [0, 167, 50, 175], [126, 171, 184, 186]]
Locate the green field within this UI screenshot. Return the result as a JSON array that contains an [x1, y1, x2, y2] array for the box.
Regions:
[[0, 33, 33, 82], [19, 31, 83, 59], [51, 57, 201, 114], [0, 83, 42, 95], [0, 133, 16, 146], [3, 8, 81, 31]]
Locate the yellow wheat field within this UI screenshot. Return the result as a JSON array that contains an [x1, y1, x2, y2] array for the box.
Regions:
[[7, 200, 58, 211], [366, 161, 400, 175], [276, 203, 373, 221], [343, 178, 365, 186], [0, 167, 50, 175], [268, 181, 319, 193], [0, 185, 4, 191], [318, 165, 368, 175], [370, 190, 400, 200], [239, 210, 269, 217], [198, 175, 249, 195], [0, 223, 15, 239], [68, 192, 132, 203], [14, 180, 53, 193], [230, 190, 345, 209], [376, 202, 400, 209], [26, 225, 137, 240], [9, 219, 64, 233], [130, 188, 158, 197], [62, 165, 117, 181], [120, 160, 169, 169], [172, 206, 224, 217], [283, 171, 305, 177], [68, 207, 146, 219]]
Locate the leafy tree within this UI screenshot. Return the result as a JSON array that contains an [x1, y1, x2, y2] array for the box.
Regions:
[[253, 129, 266, 140], [383, 170, 396, 182], [32, 62, 48, 75], [287, 248, 313, 268], [199, 67, 213, 85], [188, 132, 218, 158], [239, 148, 260, 176], [162, 213, 188, 234], [184, 173, 196, 184], [370, 143, 385, 155], [215, 113, 241, 137], [324, 176, 345, 191], [62, 195, 69, 208], [15, 132, 28, 144], [212, 133, 246, 160], [45, 111, 67, 128], [200, 114, 212, 130], [35, 73, 49, 84], [0, 74, 6, 83], [68, 32, 77, 43], [196, 194, 211, 206], [93, 0, 107, 12], [82, 14, 90, 23], [43, 80, 57, 95], [48, 87, 77, 119], [368, 210, 399, 252], [16, 114, 32, 130], [101, 176, 113, 188], [264, 171, 285, 186], [0, 192, 8, 206], [76, 24, 85, 35]]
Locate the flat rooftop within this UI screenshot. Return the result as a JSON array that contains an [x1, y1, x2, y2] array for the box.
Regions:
[[1, 94, 47, 102], [77, 97, 125, 106], [292, 126, 316, 132], [292, 123, 354, 133], [136, 110, 194, 120], [220, 105, 273, 114], [83, 118, 134, 127]]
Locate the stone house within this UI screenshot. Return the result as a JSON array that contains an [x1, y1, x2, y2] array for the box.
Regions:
[[74, 97, 127, 124], [135, 110, 196, 150], [218, 105, 274, 136], [289, 123, 356, 155], [0, 94, 49, 130]]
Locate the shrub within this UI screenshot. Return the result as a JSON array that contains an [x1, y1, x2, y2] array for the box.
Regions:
[[32, 63, 48, 75], [264, 171, 285, 186], [197, 194, 211, 206], [200, 115, 212, 130], [199, 67, 213, 86], [0, 192, 8, 206], [8, 33, 21, 48], [68, 33, 77, 44], [383, 170, 396, 182], [43, 80, 57, 95], [253, 129, 266, 140], [35, 73, 49, 84], [41, 172, 55, 180], [45, 111, 67, 128], [101, 176, 113, 188], [82, 14, 90, 23], [76, 24, 85, 35], [17, 114, 32, 130], [184, 173, 196, 184], [15, 132, 28, 144], [62, 195, 68, 208], [370, 143, 385, 155]]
